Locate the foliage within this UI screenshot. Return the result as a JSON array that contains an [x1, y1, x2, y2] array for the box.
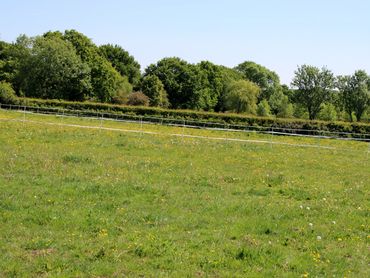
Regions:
[[9, 97, 370, 136], [127, 91, 150, 106], [223, 80, 260, 114], [18, 36, 91, 101], [144, 57, 201, 109], [140, 75, 169, 108], [89, 55, 132, 103], [337, 70, 369, 121], [195, 61, 225, 111], [0, 81, 17, 104], [235, 61, 281, 101], [317, 103, 338, 121], [291, 65, 335, 120], [59, 30, 132, 102], [269, 90, 294, 118], [257, 99, 271, 117], [99, 44, 141, 87], [0, 36, 32, 92], [1, 29, 370, 123]]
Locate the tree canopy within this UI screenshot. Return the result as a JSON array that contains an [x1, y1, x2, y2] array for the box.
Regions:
[[291, 65, 335, 120], [223, 80, 260, 114], [337, 70, 369, 121], [18, 36, 91, 101], [0, 29, 369, 122], [235, 61, 280, 101], [99, 44, 141, 87]]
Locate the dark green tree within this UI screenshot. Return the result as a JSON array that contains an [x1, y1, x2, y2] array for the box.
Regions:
[[235, 61, 281, 101], [99, 44, 141, 87], [60, 30, 132, 102], [144, 57, 201, 109], [291, 65, 335, 120], [195, 61, 224, 111], [337, 70, 369, 121], [18, 36, 91, 101], [0, 36, 32, 92]]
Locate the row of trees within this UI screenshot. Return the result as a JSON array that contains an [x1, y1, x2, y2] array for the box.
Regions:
[[0, 30, 369, 122]]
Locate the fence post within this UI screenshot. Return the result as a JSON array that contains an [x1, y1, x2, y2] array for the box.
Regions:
[[100, 113, 103, 130], [140, 116, 143, 137], [182, 119, 185, 141], [270, 127, 274, 149], [60, 109, 63, 129], [23, 106, 26, 125]]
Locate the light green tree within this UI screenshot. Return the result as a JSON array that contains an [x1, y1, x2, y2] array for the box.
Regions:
[[223, 80, 260, 114], [140, 75, 169, 108], [257, 99, 271, 117]]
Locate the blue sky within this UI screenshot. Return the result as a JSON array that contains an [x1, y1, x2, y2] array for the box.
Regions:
[[1, 0, 369, 84]]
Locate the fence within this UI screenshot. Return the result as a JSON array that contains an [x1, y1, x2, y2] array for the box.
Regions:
[[1, 103, 370, 142]]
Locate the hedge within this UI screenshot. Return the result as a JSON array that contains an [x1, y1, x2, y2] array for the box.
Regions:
[[2, 97, 370, 138]]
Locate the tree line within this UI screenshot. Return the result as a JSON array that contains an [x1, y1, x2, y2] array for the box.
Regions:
[[0, 30, 369, 122]]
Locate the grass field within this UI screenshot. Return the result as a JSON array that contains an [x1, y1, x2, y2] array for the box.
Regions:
[[0, 110, 369, 277]]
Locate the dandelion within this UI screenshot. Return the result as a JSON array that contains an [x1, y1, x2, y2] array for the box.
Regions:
[[317, 236, 322, 240], [98, 229, 108, 237], [299, 205, 303, 209], [309, 223, 313, 228], [338, 238, 342, 241], [322, 198, 326, 201], [306, 206, 310, 210]]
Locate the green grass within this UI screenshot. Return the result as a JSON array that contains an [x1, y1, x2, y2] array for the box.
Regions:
[[0, 110, 369, 277]]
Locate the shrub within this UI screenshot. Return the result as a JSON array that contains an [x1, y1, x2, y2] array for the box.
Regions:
[[223, 80, 260, 114], [127, 92, 150, 106], [141, 75, 169, 108], [8, 97, 370, 136], [257, 99, 271, 117], [0, 81, 17, 104], [318, 103, 337, 121]]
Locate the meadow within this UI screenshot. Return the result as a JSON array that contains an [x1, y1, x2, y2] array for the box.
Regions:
[[0, 110, 369, 277]]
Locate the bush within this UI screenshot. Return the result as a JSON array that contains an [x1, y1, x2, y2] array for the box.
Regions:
[[141, 75, 169, 108], [8, 97, 370, 137], [127, 92, 150, 106], [0, 81, 17, 104], [223, 80, 260, 114], [318, 103, 337, 121], [257, 99, 271, 117]]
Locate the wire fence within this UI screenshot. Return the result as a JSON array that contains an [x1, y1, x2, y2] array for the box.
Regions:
[[1, 103, 370, 142]]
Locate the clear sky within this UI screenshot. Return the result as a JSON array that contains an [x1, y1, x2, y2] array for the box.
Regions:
[[1, 0, 369, 84]]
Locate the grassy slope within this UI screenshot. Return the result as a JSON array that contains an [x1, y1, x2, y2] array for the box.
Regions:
[[0, 110, 369, 277]]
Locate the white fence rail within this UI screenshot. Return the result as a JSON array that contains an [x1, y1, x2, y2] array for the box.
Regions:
[[1, 103, 370, 142]]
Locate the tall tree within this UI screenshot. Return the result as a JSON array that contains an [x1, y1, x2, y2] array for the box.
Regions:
[[337, 70, 369, 121], [0, 36, 33, 92], [235, 61, 280, 101], [144, 57, 201, 109], [99, 44, 141, 87], [60, 30, 132, 102], [291, 65, 335, 120], [18, 36, 91, 101]]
